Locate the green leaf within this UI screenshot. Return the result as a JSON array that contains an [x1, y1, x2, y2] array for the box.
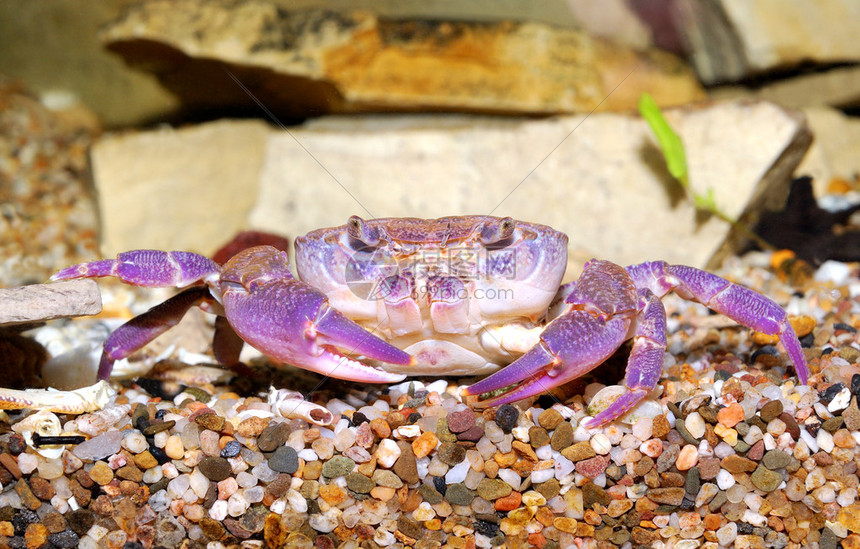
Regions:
[[638, 93, 688, 185]]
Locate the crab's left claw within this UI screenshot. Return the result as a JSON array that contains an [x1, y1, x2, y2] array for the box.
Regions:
[[464, 310, 632, 407], [220, 246, 412, 383]]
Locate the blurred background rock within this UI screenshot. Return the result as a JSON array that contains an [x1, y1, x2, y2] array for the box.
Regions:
[[0, 0, 858, 287]]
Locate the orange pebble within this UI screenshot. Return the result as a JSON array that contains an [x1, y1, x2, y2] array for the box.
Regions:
[[717, 402, 745, 428], [494, 491, 522, 511]]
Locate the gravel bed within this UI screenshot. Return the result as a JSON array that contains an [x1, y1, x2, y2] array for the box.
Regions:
[[0, 252, 859, 549]]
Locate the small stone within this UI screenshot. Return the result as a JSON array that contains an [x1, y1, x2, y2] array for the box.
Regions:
[[322, 456, 356, 478], [759, 400, 783, 422], [750, 465, 782, 492], [647, 487, 685, 506], [372, 469, 403, 489], [319, 484, 346, 505], [494, 490, 522, 511], [88, 461, 114, 486], [199, 456, 232, 481], [718, 403, 745, 428], [582, 482, 610, 507], [446, 409, 475, 433], [550, 421, 574, 451], [220, 440, 242, 459], [268, 446, 299, 474], [721, 454, 757, 474], [575, 455, 609, 479], [256, 421, 291, 453], [346, 472, 375, 494], [538, 409, 564, 430], [27, 476, 54, 501], [411, 432, 439, 459], [437, 442, 466, 466], [675, 444, 699, 471], [456, 424, 484, 442], [529, 426, 550, 448], [477, 478, 513, 500], [495, 405, 519, 433], [142, 419, 175, 436], [747, 440, 765, 461], [445, 483, 474, 506], [392, 441, 418, 484], [72, 430, 122, 462], [761, 449, 791, 470], [418, 484, 443, 504], [25, 522, 49, 548], [561, 441, 595, 462], [235, 416, 269, 438], [375, 439, 401, 468], [134, 450, 159, 470], [652, 414, 671, 438], [194, 412, 225, 432]]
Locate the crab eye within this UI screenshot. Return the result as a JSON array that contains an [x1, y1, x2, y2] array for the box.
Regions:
[[480, 217, 516, 247], [347, 215, 380, 249]]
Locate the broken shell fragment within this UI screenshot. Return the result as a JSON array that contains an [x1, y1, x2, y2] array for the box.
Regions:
[[0, 380, 116, 414], [268, 387, 335, 426], [11, 410, 65, 458], [586, 385, 663, 425]]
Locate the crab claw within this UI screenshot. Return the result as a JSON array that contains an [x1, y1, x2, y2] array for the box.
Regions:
[[220, 246, 412, 383], [464, 310, 632, 406]]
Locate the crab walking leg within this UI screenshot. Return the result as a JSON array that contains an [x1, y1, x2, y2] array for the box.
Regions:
[[97, 286, 215, 380], [52, 250, 221, 288], [587, 290, 667, 427], [626, 261, 809, 383]]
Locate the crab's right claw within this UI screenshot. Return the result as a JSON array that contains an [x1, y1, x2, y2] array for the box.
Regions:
[[220, 246, 412, 383]]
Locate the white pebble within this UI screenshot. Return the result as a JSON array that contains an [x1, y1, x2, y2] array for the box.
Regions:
[[800, 430, 820, 456], [308, 509, 339, 533], [497, 468, 521, 491], [684, 412, 705, 439], [535, 444, 553, 460], [208, 500, 228, 521], [376, 439, 401, 469], [236, 471, 257, 488], [445, 460, 471, 484], [189, 468, 210, 498], [716, 469, 736, 490], [531, 466, 554, 484], [828, 387, 851, 413], [286, 489, 308, 513], [297, 449, 318, 462], [142, 467, 163, 485], [121, 431, 148, 454], [817, 430, 835, 453], [17, 453, 38, 475], [244, 486, 264, 503], [590, 434, 611, 455], [167, 474, 190, 499], [228, 493, 250, 516]]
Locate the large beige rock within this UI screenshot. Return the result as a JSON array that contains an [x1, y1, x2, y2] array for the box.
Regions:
[[249, 101, 810, 270], [100, 0, 703, 117], [92, 120, 271, 256], [797, 107, 860, 195], [90, 101, 809, 270], [0, 280, 101, 326], [675, 0, 860, 83]]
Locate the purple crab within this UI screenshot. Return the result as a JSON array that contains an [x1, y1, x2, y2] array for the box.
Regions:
[[52, 216, 808, 426]]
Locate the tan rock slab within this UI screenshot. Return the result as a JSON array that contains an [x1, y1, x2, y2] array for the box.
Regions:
[[796, 107, 860, 196], [100, 1, 703, 117], [250, 100, 810, 270], [91, 119, 271, 256], [676, 0, 860, 83], [0, 280, 101, 326]]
